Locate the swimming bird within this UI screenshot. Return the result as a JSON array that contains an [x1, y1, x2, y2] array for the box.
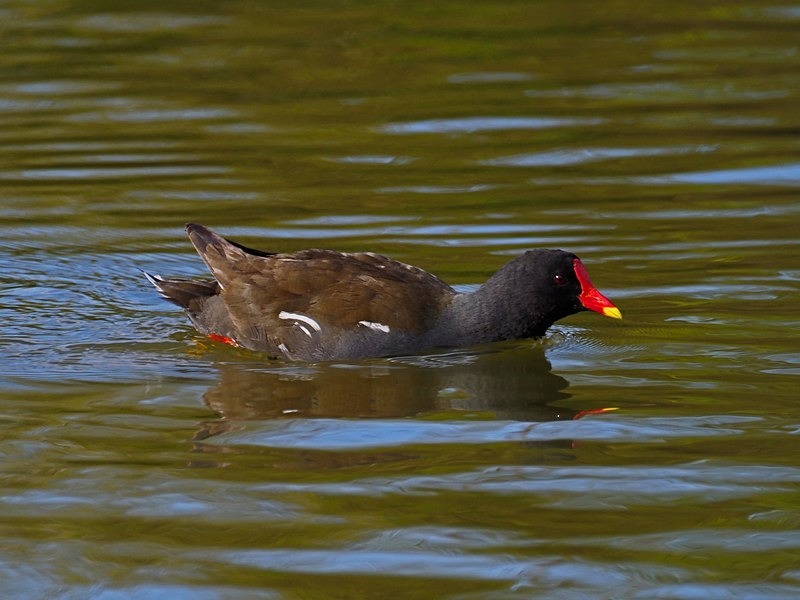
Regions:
[[146, 223, 621, 361]]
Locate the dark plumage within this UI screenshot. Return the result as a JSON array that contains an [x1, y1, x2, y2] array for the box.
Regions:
[[146, 223, 621, 361]]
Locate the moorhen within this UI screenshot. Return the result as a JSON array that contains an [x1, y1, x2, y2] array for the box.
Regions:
[[146, 223, 621, 361]]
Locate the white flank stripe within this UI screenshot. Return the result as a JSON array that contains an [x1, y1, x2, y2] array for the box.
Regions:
[[358, 320, 391, 333], [278, 311, 322, 332]]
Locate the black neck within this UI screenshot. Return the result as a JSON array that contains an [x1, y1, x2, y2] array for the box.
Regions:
[[433, 270, 551, 346]]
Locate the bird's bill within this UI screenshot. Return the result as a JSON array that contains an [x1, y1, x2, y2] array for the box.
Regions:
[[573, 258, 623, 320]]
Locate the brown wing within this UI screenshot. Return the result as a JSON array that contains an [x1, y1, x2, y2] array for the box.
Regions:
[[267, 250, 455, 331], [186, 224, 455, 353]]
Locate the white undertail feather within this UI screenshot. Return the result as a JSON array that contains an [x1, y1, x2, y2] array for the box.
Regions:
[[143, 271, 163, 288], [143, 271, 170, 299]]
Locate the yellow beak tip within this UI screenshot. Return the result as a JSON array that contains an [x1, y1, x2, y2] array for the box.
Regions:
[[602, 306, 623, 320]]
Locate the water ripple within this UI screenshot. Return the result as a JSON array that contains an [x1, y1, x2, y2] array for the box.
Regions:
[[378, 116, 603, 134], [482, 145, 715, 167], [447, 71, 536, 84], [253, 460, 795, 507], [532, 163, 800, 186], [200, 415, 758, 451], [204, 547, 681, 590]]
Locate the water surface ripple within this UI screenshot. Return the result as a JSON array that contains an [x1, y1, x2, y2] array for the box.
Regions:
[[2, 1, 800, 598]]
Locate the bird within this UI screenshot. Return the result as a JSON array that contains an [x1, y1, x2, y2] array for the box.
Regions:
[[145, 223, 621, 361]]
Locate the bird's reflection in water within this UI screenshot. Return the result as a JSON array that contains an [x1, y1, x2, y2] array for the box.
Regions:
[[195, 343, 574, 442]]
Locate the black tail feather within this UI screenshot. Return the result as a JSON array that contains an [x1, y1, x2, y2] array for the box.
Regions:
[[143, 271, 219, 310]]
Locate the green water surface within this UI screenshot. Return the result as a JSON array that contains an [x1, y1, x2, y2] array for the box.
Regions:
[[2, 1, 800, 598]]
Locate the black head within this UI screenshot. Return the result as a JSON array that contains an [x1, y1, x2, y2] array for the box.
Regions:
[[482, 249, 620, 339]]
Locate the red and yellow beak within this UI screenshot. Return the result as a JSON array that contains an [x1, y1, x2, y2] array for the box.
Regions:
[[573, 258, 622, 320]]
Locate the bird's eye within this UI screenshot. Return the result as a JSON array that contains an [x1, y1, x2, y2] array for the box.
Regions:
[[553, 274, 567, 286]]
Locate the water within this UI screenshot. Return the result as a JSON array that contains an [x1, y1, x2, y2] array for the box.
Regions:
[[2, 1, 800, 598]]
